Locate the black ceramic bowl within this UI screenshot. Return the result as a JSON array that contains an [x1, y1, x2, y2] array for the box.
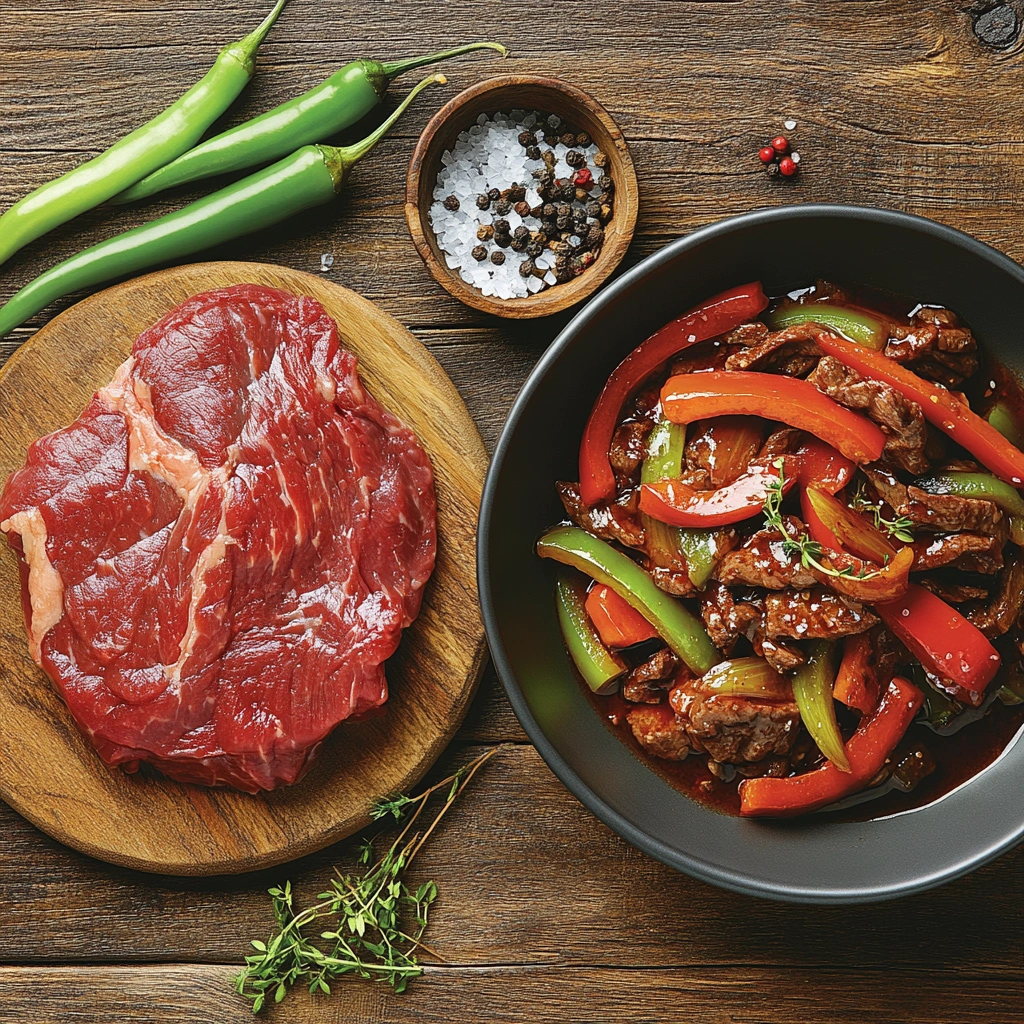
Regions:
[[478, 204, 1024, 904]]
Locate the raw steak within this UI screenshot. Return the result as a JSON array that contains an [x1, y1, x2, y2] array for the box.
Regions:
[[0, 285, 436, 792]]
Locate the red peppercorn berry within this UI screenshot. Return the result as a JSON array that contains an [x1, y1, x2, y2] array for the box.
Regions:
[[758, 146, 776, 164], [573, 167, 594, 189], [772, 135, 790, 155], [779, 156, 797, 177]]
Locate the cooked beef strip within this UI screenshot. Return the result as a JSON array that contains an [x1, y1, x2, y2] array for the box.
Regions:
[[627, 702, 692, 760], [911, 531, 1006, 574], [808, 356, 931, 474], [885, 306, 979, 387], [714, 517, 818, 589], [724, 323, 822, 377], [610, 419, 655, 484], [964, 554, 1024, 638], [863, 469, 1005, 534], [764, 587, 878, 638], [621, 648, 681, 703], [752, 631, 808, 672], [700, 582, 763, 653], [670, 340, 741, 375], [758, 427, 804, 460], [720, 322, 769, 347], [669, 682, 801, 764], [917, 576, 992, 603], [557, 480, 645, 549]]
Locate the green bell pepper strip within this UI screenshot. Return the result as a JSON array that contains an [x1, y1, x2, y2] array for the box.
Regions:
[[0, 0, 288, 267], [914, 471, 1024, 516], [1011, 517, 1024, 546], [113, 42, 506, 204], [987, 401, 1024, 450], [699, 658, 792, 699], [0, 74, 444, 339], [791, 639, 851, 772], [555, 571, 626, 693], [537, 525, 720, 674], [640, 418, 719, 587], [766, 302, 888, 350]]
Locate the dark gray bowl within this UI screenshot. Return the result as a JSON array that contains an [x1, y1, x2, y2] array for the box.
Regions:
[[478, 204, 1024, 904]]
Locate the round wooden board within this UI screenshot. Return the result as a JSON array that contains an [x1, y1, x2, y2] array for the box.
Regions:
[[0, 262, 488, 876]]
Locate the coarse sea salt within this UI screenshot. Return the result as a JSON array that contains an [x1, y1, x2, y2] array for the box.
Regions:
[[428, 111, 606, 300]]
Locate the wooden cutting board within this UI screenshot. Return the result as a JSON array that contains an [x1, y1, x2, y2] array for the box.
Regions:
[[0, 262, 488, 875]]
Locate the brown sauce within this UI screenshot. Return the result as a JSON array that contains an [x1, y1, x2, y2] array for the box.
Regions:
[[573, 281, 1024, 820]]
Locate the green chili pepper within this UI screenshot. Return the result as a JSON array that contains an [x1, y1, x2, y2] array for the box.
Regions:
[[537, 525, 720, 674], [0, 74, 444, 339], [987, 401, 1024, 450], [113, 42, 506, 205], [699, 658, 793, 699], [1010, 517, 1024, 546], [791, 639, 851, 772], [0, 0, 288, 267], [914, 471, 1024, 516], [911, 665, 962, 727], [640, 418, 720, 587], [555, 571, 625, 694], [766, 302, 887, 350]]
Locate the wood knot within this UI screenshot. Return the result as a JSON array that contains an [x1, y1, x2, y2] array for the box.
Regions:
[[973, 4, 1020, 47]]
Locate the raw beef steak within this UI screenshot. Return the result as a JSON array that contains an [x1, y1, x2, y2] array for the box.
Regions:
[[0, 285, 436, 792]]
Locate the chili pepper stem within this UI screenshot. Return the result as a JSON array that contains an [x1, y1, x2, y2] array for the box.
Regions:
[[370, 42, 507, 96], [227, 0, 289, 73], [324, 73, 447, 186]]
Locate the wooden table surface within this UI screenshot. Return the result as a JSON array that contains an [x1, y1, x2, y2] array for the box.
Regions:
[[2, 2, 1023, 1021]]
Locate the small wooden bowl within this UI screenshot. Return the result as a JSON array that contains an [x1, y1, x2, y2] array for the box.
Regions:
[[406, 75, 639, 319]]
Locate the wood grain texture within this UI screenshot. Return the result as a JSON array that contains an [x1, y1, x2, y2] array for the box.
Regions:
[[2, 1, 1024, 1021], [0, 262, 488, 875], [405, 75, 639, 317]]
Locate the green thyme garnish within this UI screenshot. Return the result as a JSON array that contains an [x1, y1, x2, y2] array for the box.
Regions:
[[850, 481, 916, 543], [234, 747, 503, 1013], [762, 458, 880, 580]]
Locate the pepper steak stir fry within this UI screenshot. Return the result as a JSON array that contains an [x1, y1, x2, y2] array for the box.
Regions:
[[538, 281, 1024, 817]]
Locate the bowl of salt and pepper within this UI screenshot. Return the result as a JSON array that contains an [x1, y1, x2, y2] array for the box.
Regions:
[[405, 75, 638, 318]]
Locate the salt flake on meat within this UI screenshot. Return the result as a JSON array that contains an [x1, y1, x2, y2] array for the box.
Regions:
[[0, 285, 436, 793]]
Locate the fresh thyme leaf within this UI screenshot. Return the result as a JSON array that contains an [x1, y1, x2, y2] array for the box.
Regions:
[[850, 482, 916, 543], [763, 459, 881, 580], [234, 746, 504, 1014]]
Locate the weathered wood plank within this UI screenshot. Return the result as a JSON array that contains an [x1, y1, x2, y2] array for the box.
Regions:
[[1, 744, 1020, 973], [1, 963, 1020, 1024]]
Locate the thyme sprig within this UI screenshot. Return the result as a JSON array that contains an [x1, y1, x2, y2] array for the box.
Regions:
[[234, 746, 503, 1014], [849, 482, 916, 543], [762, 458, 881, 580]]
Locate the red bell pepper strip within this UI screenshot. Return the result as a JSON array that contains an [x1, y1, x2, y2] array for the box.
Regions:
[[640, 456, 799, 527], [876, 584, 1000, 706], [804, 487, 896, 564], [796, 436, 855, 493], [578, 282, 769, 505], [585, 584, 659, 647], [739, 675, 923, 817], [659, 371, 887, 464], [833, 632, 879, 715], [815, 331, 1024, 486], [812, 545, 913, 603]]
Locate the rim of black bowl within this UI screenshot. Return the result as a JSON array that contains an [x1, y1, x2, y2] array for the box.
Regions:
[[478, 203, 1024, 904]]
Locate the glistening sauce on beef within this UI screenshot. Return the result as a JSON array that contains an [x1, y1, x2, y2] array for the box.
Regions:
[[554, 279, 1024, 820]]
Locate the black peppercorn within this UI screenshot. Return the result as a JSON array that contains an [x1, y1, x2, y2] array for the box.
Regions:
[[559, 180, 577, 201], [518, 130, 537, 147], [586, 200, 601, 218], [556, 203, 571, 219], [471, 244, 488, 262], [519, 259, 535, 278], [490, 250, 505, 266], [487, 187, 501, 201], [556, 215, 571, 231], [532, 262, 547, 279], [494, 199, 511, 216], [587, 224, 605, 247], [598, 174, 614, 193], [442, 195, 460, 212], [492, 218, 510, 234], [575, 131, 591, 147], [513, 225, 530, 240], [765, 161, 781, 179], [546, 113, 561, 130], [560, 132, 575, 147], [593, 151, 608, 169], [541, 203, 556, 219], [477, 224, 494, 241], [566, 150, 585, 168], [599, 190, 614, 207], [475, 193, 490, 210], [494, 232, 511, 248], [511, 184, 528, 202], [526, 241, 543, 258], [510, 236, 528, 253], [514, 201, 531, 217], [529, 204, 545, 218], [525, 145, 542, 160]]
